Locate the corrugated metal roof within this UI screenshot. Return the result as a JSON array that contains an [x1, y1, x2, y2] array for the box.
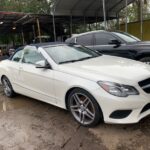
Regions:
[[0, 0, 136, 35], [52, 0, 135, 17]]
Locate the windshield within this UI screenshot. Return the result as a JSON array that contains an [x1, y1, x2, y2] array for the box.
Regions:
[[44, 44, 99, 64], [113, 32, 141, 43]]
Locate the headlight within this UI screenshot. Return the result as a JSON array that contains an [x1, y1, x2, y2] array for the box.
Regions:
[[97, 81, 139, 97]]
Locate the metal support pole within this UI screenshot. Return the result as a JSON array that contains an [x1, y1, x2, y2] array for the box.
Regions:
[[70, 15, 73, 36], [102, 0, 107, 30], [84, 15, 86, 32], [36, 18, 41, 43], [116, 13, 120, 30], [96, 15, 98, 30], [140, 0, 143, 40], [89, 23, 91, 31], [125, 0, 128, 32], [32, 25, 36, 40], [21, 30, 25, 45], [52, 14, 56, 42]]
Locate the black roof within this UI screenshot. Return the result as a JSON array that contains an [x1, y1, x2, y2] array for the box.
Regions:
[[16, 42, 65, 50], [10, 42, 66, 60]]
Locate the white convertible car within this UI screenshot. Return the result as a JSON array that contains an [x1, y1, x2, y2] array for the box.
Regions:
[[0, 43, 150, 127]]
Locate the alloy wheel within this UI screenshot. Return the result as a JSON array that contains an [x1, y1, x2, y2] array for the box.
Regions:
[[70, 93, 96, 125], [2, 78, 12, 96]]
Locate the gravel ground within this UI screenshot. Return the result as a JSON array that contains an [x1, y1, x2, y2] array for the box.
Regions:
[[0, 86, 149, 150]]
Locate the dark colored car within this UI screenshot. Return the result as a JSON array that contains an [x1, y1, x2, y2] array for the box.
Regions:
[[66, 30, 150, 64], [33, 36, 51, 43]]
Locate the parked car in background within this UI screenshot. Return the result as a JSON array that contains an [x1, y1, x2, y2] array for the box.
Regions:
[[0, 43, 150, 127], [66, 30, 150, 64], [33, 35, 51, 43]]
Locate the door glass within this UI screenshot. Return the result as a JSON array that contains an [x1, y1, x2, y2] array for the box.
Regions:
[[77, 34, 93, 46], [22, 47, 45, 65], [95, 33, 116, 45], [12, 50, 23, 62]]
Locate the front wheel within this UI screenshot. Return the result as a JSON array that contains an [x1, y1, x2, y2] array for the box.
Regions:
[[140, 57, 150, 65], [1, 76, 15, 98], [68, 88, 103, 127]]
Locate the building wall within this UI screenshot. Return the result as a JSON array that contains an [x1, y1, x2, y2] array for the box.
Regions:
[[120, 20, 150, 41]]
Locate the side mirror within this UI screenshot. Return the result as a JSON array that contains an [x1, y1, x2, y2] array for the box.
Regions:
[[109, 40, 121, 47], [35, 60, 51, 69]]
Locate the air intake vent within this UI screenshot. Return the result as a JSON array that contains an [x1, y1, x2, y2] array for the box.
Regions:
[[141, 103, 150, 113], [139, 78, 150, 94]]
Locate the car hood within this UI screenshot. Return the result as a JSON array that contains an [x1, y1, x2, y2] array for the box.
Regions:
[[58, 55, 150, 84]]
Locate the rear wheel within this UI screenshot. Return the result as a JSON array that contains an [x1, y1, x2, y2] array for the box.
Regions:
[[68, 88, 103, 127], [140, 57, 150, 65], [1, 76, 15, 98]]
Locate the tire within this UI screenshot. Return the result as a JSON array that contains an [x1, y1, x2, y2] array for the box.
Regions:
[[1, 76, 16, 98], [140, 57, 150, 65], [68, 88, 103, 127]]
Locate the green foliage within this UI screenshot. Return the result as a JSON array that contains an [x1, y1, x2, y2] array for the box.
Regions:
[[0, 0, 52, 14], [120, 0, 150, 23]]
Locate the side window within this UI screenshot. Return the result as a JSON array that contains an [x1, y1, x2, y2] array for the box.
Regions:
[[12, 50, 23, 62], [22, 48, 45, 65], [77, 34, 93, 46], [95, 33, 116, 45]]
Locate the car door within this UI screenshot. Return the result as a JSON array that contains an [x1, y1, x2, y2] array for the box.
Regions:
[[76, 33, 94, 50], [7, 49, 24, 90], [93, 32, 130, 58], [19, 46, 56, 104]]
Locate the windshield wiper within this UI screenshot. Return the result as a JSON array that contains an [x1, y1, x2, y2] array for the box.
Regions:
[[59, 60, 79, 64], [77, 56, 98, 61], [59, 56, 98, 64]]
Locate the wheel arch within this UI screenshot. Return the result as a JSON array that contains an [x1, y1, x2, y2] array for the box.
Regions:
[[1, 75, 6, 82], [135, 53, 150, 61], [65, 87, 78, 110]]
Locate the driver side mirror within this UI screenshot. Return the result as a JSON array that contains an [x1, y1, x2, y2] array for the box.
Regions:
[[109, 39, 121, 47], [35, 60, 51, 69]]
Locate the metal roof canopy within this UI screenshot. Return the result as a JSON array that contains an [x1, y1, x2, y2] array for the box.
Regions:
[[50, 0, 135, 41], [52, 0, 135, 18], [0, 12, 55, 34], [0, 0, 137, 43], [0, 11, 106, 35]]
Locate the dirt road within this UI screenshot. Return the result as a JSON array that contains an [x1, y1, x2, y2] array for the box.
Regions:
[[0, 86, 149, 150]]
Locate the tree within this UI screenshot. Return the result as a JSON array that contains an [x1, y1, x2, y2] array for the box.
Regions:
[[120, 0, 150, 23], [0, 0, 52, 14]]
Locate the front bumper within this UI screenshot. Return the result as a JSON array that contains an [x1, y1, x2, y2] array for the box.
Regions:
[[92, 88, 150, 124]]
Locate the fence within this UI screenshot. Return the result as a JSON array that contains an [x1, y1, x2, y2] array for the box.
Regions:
[[120, 19, 150, 41]]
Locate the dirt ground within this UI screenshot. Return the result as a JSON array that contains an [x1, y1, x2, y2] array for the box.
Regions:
[[0, 86, 149, 150]]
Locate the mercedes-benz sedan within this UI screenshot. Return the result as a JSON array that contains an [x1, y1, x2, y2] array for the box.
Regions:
[[0, 43, 150, 127]]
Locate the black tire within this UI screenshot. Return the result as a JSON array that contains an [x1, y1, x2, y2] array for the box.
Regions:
[[67, 88, 103, 127], [140, 57, 150, 65], [1, 76, 16, 98]]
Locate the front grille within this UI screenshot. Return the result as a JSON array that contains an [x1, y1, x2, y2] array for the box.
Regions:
[[141, 103, 150, 113], [139, 78, 150, 94]]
